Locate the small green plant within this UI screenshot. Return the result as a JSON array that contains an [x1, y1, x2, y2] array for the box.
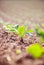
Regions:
[[2, 23, 19, 33], [8, 24, 19, 34], [35, 27, 44, 38], [5, 24, 26, 37], [17, 25, 26, 37], [35, 27, 44, 43], [1, 22, 34, 37], [26, 43, 43, 59]]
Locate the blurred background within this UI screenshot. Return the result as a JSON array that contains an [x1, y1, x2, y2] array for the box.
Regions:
[[0, 0, 44, 25]]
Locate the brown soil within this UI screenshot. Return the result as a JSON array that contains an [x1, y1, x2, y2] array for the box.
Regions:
[[0, 25, 44, 65]]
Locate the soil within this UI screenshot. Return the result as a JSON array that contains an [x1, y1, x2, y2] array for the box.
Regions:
[[0, 25, 44, 65]]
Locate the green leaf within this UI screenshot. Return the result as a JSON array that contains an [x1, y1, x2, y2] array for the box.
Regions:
[[26, 43, 43, 59], [3, 24, 18, 33], [35, 27, 44, 38], [6, 25, 13, 30], [3, 24, 13, 31], [12, 24, 19, 29], [26, 29, 34, 33], [17, 25, 25, 37]]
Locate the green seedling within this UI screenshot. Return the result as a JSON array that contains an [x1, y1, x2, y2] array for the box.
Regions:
[[2, 23, 26, 37], [8, 24, 19, 34], [1, 22, 19, 33], [26, 43, 43, 59], [4, 25, 13, 30], [35, 27, 44, 38], [1, 22, 34, 37], [7, 25, 26, 37], [17, 25, 26, 37]]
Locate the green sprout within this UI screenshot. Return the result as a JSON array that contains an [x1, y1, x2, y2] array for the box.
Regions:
[[17, 25, 33, 37], [4, 25, 13, 30], [8, 24, 19, 34], [35, 27, 44, 43], [7, 25, 26, 37], [1, 22, 26, 37], [2, 22, 19, 33], [17, 25, 26, 37], [35, 27, 44, 38], [1, 22, 34, 37], [26, 43, 43, 59]]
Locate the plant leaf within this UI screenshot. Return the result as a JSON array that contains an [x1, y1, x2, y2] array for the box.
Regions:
[[26, 43, 43, 59], [26, 29, 34, 33], [12, 24, 19, 29], [35, 27, 44, 38], [17, 25, 25, 37]]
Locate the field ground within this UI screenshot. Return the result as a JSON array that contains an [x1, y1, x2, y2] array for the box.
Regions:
[[0, 0, 44, 25]]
